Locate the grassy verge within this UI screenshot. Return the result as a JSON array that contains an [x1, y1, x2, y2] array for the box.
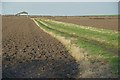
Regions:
[[34, 18, 119, 77]]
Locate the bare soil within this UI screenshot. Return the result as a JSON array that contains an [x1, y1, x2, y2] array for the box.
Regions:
[[2, 16, 79, 78]]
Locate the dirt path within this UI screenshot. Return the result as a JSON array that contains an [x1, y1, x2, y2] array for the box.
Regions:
[[2, 16, 79, 78]]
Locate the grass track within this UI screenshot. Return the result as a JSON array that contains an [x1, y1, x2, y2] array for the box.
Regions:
[[34, 18, 119, 77]]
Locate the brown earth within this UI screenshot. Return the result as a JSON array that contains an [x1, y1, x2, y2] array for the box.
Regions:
[[33, 16, 118, 31], [2, 16, 79, 78]]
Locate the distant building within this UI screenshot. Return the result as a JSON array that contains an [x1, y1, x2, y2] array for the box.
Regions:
[[15, 11, 28, 17]]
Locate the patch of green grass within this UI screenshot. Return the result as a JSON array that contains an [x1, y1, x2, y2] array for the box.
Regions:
[[38, 19, 118, 53], [108, 57, 119, 77], [45, 19, 118, 45]]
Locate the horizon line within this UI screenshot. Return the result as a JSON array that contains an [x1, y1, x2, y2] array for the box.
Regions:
[[0, 14, 120, 16]]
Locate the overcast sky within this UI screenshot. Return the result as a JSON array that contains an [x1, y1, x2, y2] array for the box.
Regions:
[[1, 2, 118, 16], [1, 0, 120, 2]]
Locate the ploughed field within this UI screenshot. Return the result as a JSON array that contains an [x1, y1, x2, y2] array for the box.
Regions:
[[2, 16, 79, 78]]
